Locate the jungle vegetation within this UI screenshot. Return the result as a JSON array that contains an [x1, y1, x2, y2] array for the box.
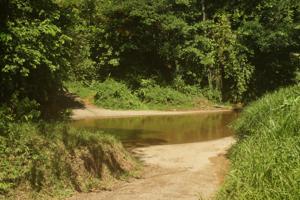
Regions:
[[1, 0, 299, 109], [0, 0, 300, 199]]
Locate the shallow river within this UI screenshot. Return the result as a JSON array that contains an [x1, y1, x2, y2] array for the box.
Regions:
[[72, 111, 238, 148]]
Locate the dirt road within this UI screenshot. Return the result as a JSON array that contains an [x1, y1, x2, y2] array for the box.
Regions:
[[69, 137, 235, 200]]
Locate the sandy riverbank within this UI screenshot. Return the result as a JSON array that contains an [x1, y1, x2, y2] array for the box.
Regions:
[[69, 137, 235, 200], [72, 104, 232, 120]]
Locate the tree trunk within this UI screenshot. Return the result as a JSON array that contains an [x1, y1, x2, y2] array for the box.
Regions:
[[201, 0, 206, 21]]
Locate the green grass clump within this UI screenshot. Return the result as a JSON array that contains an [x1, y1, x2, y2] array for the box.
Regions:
[[0, 122, 137, 199], [217, 85, 300, 200]]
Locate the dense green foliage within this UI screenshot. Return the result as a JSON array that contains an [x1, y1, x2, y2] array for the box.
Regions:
[[217, 85, 300, 199], [67, 79, 214, 110], [0, 0, 71, 106], [136, 81, 191, 107], [1, 0, 300, 198], [0, 121, 136, 199], [94, 79, 144, 109], [1, 0, 299, 108], [66, 0, 254, 102], [65, 0, 299, 102]]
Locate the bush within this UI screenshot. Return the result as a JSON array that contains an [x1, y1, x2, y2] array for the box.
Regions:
[[136, 79, 195, 109], [66, 79, 214, 110], [172, 76, 203, 97], [173, 77, 222, 102], [0, 95, 41, 134], [0, 122, 136, 199], [217, 85, 300, 200], [200, 88, 222, 103], [0, 0, 71, 106], [93, 79, 144, 110]]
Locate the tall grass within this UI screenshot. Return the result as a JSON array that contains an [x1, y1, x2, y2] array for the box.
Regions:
[[217, 85, 300, 200]]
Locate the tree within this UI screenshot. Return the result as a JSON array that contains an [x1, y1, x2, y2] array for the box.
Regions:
[[0, 0, 71, 106]]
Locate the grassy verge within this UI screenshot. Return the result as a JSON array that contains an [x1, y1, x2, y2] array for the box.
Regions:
[[65, 79, 223, 110], [0, 122, 138, 200], [65, 81, 96, 104], [217, 85, 300, 200]]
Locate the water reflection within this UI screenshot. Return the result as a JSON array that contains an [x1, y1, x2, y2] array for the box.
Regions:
[[71, 112, 238, 148]]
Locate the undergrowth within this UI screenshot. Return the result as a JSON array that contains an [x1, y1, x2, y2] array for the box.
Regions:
[[64, 81, 96, 103], [0, 122, 138, 199], [93, 79, 144, 110], [65, 79, 217, 110], [135, 79, 195, 109], [217, 85, 300, 200]]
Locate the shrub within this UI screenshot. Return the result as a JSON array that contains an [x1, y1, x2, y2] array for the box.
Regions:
[[136, 79, 194, 109], [93, 79, 144, 110], [200, 87, 222, 103], [66, 79, 214, 110], [217, 85, 300, 200], [173, 76, 222, 102], [173, 76, 203, 97], [0, 95, 40, 134]]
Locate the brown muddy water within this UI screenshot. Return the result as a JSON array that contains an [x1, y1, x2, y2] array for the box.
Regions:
[[71, 111, 238, 148]]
